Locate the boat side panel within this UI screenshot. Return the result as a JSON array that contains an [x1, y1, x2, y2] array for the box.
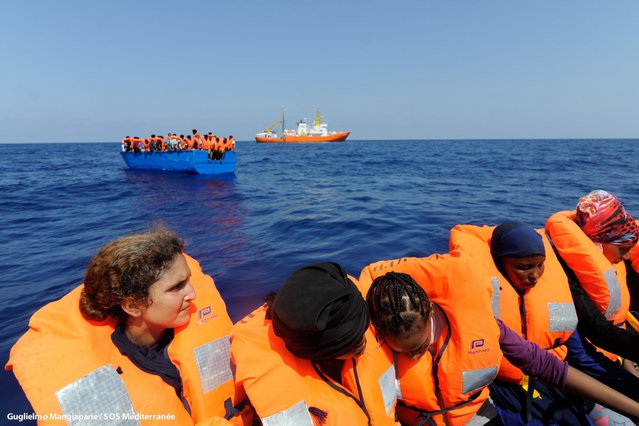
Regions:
[[255, 132, 350, 143], [120, 151, 236, 175]]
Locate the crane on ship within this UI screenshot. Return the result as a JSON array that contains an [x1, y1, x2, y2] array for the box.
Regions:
[[260, 110, 286, 136]]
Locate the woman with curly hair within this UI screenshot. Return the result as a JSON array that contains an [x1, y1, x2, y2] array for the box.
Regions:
[[8, 227, 246, 425]]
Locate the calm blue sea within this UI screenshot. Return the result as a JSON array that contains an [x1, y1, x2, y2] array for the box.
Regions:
[[1, 139, 639, 420]]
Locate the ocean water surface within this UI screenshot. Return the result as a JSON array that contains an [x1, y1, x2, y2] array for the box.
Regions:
[[1, 139, 638, 419]]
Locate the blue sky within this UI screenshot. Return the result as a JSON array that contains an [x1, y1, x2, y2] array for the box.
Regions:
[[2, 1, 638, 142]]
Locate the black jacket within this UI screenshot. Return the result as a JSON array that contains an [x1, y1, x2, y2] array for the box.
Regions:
[[560, 255, 639, 364]]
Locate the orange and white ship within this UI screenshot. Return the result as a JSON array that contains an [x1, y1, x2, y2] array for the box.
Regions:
[[255, 111, 350, 143]]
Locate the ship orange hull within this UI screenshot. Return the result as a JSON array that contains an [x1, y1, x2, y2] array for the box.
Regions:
[[255, 131, 350, 143]]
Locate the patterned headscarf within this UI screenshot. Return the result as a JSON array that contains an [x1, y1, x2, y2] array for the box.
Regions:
[[575, 190, 639, 245]]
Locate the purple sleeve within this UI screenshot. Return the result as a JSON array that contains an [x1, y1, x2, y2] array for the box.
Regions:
[[496, 317, 569, 389]]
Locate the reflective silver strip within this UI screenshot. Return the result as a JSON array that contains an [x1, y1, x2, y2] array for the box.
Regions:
[[462, 366, 498, 394], [261, 400, 314, 426], [466, 397, 498, 425], [547, 303, 578, 332], [194, 335, 233, 393], [56, 365, 139, 426], [378, 365, 398, 415], [603, 268, 622, 320], [490, 277, 501, 318]]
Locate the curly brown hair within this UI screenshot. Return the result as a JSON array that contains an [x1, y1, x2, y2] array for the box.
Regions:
[[79, 226, 185, 324]]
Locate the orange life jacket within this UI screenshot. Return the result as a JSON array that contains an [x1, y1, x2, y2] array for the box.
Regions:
[[546, 210, 629, 360], [546, 211, 629, 326], [132, 137, 145, 150], [202, 135, 211, 151], [6, 255, 242, 426], [628, 223, 639, 273], [358, 252, 502, 426], [231, 300, 399, 426], [449, 224, 577, 384]]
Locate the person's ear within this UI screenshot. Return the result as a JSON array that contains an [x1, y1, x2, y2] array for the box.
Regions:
[[121, 298, 143, 317]]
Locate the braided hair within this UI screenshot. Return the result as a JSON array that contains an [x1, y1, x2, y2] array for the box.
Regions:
[[366, 271, 431, 337]]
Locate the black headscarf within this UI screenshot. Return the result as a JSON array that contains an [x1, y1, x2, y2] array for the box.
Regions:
[[490, 221, 545, 279], [271, 262, 370, 360]]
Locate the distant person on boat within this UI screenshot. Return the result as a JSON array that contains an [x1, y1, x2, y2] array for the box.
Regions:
[[232, 262, 400, 425], [185, 135, 194, 150], [547, 190, 639, 370], [6, 227, 249, 425], [156, 134, 167, 151], [133, 136, 145, 153], [202, 133, 212, 151], [360, 257, 639, 425], [192, 129, 203, 150], [121, 136, 133, 152], [209, 137, 223, 160], [176, 134, 186, 150], [206, 134, 216, 160], [165, 133, 175, 151], [449, 221, 639, 424], [228, 135, 236, 151], [148, 134, 157, 152]]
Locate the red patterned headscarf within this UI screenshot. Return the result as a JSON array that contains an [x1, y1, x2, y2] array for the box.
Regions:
[[576, 190, 639, 245]]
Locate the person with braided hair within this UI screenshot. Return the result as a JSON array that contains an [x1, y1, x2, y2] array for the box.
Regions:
[[360, 254, 639, 426]]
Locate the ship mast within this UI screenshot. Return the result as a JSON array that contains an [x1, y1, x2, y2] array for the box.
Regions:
[[281, 108, 286, 135]]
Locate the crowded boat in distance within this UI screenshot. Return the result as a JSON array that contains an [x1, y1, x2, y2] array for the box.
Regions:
[[120, 129, 236, 175]]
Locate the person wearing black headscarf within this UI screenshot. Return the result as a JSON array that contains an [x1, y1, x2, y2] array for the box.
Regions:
[[231, 262, 399, 426], [270, 262, 370, 363]]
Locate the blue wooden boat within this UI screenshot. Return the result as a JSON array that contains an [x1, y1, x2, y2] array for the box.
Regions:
[[120, 151, 236, 175]]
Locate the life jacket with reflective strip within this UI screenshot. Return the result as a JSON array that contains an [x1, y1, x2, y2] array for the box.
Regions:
[[546, 210, 629, 360], [449, 224, 578, 384], [546, 211, 629, 326], [6, 255, 240, 426], [231, 302, 399, 426], [358, 252, 502, 426]]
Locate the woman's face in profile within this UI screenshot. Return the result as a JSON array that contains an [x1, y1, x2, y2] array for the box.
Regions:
[[601, 242, 635, 264], [135, 254, 196, 339]]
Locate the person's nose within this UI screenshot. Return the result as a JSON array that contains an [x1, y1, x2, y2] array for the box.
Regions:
[[184, 282, 196, 301]]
